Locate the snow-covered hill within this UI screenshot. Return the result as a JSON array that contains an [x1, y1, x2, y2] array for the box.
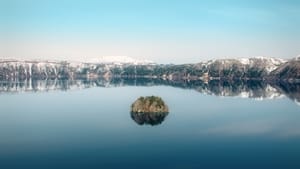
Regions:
[[84, 56, 154, 65], [0, 56, 298, 80], [0, 56, 155, 79], [237, 56, 287, 72]]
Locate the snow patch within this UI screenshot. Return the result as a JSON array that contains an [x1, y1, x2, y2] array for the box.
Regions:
[[238, 58, 250, 65]]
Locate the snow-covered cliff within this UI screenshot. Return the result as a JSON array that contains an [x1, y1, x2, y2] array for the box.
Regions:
[[0, 56, 298, 80]]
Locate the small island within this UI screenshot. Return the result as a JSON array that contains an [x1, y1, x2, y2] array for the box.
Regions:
[[131, 96, 169, 113], [130, 96, 169, 126]]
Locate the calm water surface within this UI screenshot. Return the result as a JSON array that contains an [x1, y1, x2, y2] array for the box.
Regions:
[[0, 80, 299, 169]]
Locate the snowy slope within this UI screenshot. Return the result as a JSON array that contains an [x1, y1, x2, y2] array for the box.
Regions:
[[237, 56, 287, 72]]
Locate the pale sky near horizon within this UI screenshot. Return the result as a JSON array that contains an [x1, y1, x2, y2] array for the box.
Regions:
[[0, 0, 300, 64]]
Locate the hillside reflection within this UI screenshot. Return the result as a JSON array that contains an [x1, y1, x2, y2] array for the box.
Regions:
[[0, 78, 299, 104]]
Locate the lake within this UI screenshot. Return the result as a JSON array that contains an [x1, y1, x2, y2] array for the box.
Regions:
[[0, 78, 299, 169]]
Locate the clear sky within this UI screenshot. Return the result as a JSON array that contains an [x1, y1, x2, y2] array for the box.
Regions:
[[0, 0, 299, 63]]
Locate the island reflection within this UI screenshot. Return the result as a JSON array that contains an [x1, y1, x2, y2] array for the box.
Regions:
[[130, 111, 169, 126], [0, 78, 299, 105]]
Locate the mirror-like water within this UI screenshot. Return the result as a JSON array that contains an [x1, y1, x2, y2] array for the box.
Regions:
[[0, 78, 299, 169]]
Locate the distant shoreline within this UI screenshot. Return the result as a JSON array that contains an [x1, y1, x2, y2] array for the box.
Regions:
[[0, 56, 299, 81]]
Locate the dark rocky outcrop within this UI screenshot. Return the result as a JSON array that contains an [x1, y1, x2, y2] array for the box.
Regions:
[[130, 96, 169, 126], [131, 96, 169, 113]]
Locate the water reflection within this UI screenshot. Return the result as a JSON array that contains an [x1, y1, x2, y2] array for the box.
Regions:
[[0, 78, 299, 105], [0, 78, 299, 169], [130, 111, 169, 126]]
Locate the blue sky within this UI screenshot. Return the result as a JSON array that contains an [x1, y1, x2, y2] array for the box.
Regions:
[[1, 0, 300, 63]]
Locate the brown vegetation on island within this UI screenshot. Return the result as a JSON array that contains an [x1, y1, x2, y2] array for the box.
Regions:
[[131, 96, 169, 113]]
